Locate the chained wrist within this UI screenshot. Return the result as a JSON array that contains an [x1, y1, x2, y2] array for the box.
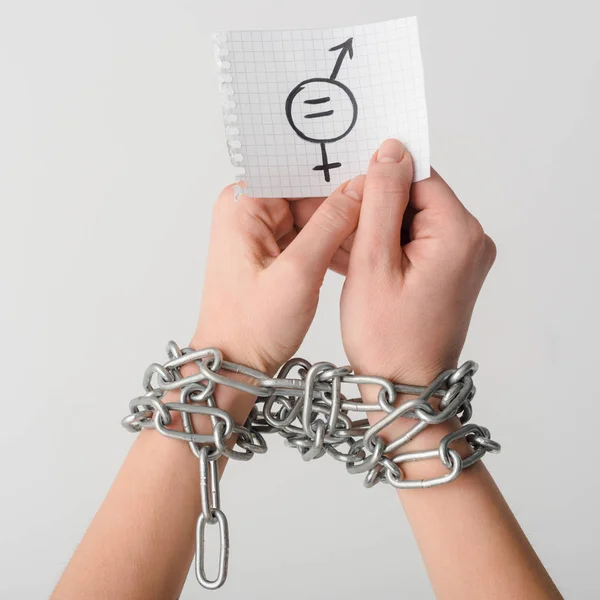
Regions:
[[359, 380, 467, 457], [122, 342, 501, 590], [190, 333, 278, 377]]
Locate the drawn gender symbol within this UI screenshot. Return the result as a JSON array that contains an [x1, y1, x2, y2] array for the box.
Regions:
[[285, 38, 358, 182]]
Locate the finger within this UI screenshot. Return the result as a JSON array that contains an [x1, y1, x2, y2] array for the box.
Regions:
[[236, 193, 294, 242], [353, 139, 414, 264], [291, 198, 356, 255], [277, 227, 298, 251], [275, 175, 364, 280], [212, 183, 237, 214], [214, 185, 294, 241], [212, 185, 294, 265], [329, 248, 350, 275], [289, 197, 325, 229], [410, 168, 468, 215], [407, 168, 475, 244], [405, 169, 493, 272]]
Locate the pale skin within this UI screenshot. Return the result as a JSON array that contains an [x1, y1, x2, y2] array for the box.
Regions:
[[52, 139, 562, 600]]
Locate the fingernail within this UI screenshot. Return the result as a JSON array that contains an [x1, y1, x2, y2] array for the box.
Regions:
[[343, 175, 363, 200], [377, 138, 405, 163]]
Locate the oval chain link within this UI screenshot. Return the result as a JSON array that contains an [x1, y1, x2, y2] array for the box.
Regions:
[[121, 342, 501, 590]]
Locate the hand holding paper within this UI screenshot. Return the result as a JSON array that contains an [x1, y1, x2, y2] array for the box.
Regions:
[[215, 17, 430, 198]]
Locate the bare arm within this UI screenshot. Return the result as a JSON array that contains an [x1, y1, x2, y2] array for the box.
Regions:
[[51, 180, 363, 599], [286, 139, 562, 598], [399, 460, 560, 599], [360, 388, 561, 599], [337, 138, 562, 599], [51, 383, 254, 600]]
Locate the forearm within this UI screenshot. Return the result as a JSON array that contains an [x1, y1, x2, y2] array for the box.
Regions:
[[360, 388, 562, 600], [51, 176, 360, 598], [51, 359, 257, 600], [399, 458, 561, 600]]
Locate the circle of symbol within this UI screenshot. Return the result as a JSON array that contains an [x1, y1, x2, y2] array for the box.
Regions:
[[285, 77, 358, 144]]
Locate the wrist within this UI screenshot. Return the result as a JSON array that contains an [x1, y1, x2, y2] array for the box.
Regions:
[[359, 383, 473, 482], [190, 333, 279, 377], [347, 346, 461, 387], [172, 339, 263, 430]]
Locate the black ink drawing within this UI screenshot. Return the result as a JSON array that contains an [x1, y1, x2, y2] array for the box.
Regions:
[[285, 38, 358, 182]]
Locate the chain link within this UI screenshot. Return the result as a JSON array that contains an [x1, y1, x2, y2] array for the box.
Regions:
[[122, 342, 501, 590]]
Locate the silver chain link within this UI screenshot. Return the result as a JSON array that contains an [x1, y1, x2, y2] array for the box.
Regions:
[[122, 341, 501, 590]]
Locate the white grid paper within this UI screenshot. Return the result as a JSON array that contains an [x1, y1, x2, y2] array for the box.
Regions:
[[216, 17, 430, 198]]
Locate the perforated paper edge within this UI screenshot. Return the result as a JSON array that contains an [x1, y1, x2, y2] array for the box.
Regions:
[[213, 33, 245, 200]]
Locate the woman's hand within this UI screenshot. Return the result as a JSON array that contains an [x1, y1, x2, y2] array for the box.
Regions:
[[334, 141, 561, 600], [291, 138, 496, 461], [51, 182, 364, 600], [291, 138, 496, 384], [340, 139, 496, 384], [193, 182, 363, 375]]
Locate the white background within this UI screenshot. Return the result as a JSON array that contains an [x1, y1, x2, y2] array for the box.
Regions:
[[1, 1, 599, 598]]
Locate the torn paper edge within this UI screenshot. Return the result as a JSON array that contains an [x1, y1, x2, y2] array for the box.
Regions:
[[213, 32, 246, 200]]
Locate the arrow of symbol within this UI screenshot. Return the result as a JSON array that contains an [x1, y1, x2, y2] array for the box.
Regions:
[[329, 38, 354, 80]]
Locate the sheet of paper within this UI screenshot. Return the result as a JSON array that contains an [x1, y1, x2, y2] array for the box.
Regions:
[[215, 17, 429, 198]]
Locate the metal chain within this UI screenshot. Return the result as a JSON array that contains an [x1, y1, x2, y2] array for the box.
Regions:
[[121, 342, 501, 590]]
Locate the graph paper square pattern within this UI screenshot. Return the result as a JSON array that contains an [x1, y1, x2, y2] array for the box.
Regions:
[[215, 17, 430, 198]]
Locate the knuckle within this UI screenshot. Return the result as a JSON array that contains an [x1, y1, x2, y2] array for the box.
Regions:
[[215, 184, 236, 207], [466, 217, 486, 245], [254, 199, 293, 231], [484, 234, 498, 267], [315, 196, 357, 235], [369, 172, 410, 198], [451, 217, 490, 266], [276, 203, 295, 233], [238, 197, 294, 236], [212, 184, 237, 222], [461, 216, 486, 252]]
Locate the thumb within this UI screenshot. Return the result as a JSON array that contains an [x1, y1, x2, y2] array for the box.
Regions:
[[352, 138, 413, 266], [274, 175, 364, 281]]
